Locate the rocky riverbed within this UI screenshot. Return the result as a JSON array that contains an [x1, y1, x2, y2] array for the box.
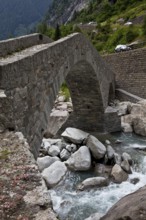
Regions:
[[37, 127, 146, 220]]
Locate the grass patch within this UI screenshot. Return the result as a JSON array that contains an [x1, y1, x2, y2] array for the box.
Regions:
[[0, 149, 13, 160], [60, 82, 71, 101]]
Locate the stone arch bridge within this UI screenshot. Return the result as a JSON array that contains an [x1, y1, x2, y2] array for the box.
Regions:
[[0, 33, 117, 157]]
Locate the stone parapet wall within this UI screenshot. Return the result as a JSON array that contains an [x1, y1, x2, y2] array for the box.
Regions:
[[0, 33, 53, 57], [103, 48, 146, 99]]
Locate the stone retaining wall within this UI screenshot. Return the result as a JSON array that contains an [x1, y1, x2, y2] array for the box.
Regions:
[[103, 48, 146, 99]]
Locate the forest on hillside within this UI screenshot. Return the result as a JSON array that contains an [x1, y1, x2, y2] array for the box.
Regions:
[[0, 0, 52, 40]]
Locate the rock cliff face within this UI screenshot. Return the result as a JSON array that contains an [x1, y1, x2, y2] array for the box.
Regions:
[[46, 0, 91, 26]]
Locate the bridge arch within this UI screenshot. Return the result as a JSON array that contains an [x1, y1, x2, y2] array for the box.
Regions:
[[0, 33, 115, 157]]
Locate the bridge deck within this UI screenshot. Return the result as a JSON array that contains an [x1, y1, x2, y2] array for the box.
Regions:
[[0, 43, 50, 65]]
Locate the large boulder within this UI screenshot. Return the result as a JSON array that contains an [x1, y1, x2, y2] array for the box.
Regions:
[[133, 117, 146, 136], [77, 177, 108, 191], [37, 156, 60, 172], [42, 161, 67, 188], [100, 186, 146, 220], [65, 146, 91, 171], [130, 103, 145, 116], [61, 127, 89, 144], [111, 164, 128, 183], [86, 135, 106, 159]]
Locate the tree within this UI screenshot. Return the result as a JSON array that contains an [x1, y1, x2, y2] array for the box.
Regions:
[[54, 24, 61, 40], [142, 16, 146, 36]]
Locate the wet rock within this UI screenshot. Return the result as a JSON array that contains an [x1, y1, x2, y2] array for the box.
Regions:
[[130, 177, 140, 185], [111, 164, 128, 183], [121, 160, 132, 174], [42, 161, 67, 188], [65, 146, 91, 171], [115, 139, 122, 144], [77, 177, 108, 191], [48, 145, 60, 157], [122, 152, 132, 165], [94, 164, 112, 178], [86, 135, 106, 159], [100, 186, 146, 220], [84, 212, 103, 220], [114, 153, 122, 165], [107, 145, 115, 160], [37, 156, 60, 172], [60, 149, 71, 161], [61, 127, 89, 144]]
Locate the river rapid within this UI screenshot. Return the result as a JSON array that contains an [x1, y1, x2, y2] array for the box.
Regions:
[[49, 132, 146, 220]]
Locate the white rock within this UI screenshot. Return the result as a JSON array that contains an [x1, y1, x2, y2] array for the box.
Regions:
[[78, 177, 108, 191], [105, 140, 111, 145], [130, 103, 145, 116], [122, 152, 132, 165], [133, 117, 146, 137], [121, 122, 133, 133], [117, 102, 131, 116], [107, 145, 115, 160], [114, 153, 122, 165], [37, 156, 60, 172], [66, 144, 77, 153], [48, 145, 60, 157], [60, 149, 71, 161], [111, 164, 128, 183], [57, 95, 65, 102], [61, 127, 89, 144], [65, 146, 91, 171], [42, 161, 67, 188], [86, 135, 106, 159]]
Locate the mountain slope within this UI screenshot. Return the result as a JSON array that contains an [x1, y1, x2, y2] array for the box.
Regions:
[[41, 0, 146, 54], [46, 0, 90, 26], [0, 0, 52, 40]]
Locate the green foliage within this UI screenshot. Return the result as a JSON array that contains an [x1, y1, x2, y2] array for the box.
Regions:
[[54, 24, 61, 40], [142, 16, 146, 36], [37, 22, 55, 39], [60, 82, 70, 101]]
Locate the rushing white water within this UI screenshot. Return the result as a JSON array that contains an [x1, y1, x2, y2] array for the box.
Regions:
[[49, 133, 146, 220]]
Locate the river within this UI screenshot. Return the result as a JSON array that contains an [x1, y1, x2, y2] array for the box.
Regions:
[[49, 132, 146, 220]]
